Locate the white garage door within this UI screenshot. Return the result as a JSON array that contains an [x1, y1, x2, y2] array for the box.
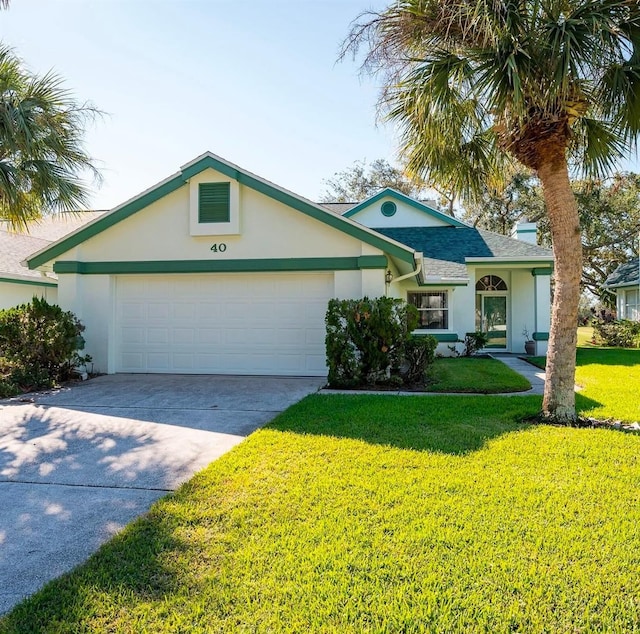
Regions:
[[115, 273, 333, 375]]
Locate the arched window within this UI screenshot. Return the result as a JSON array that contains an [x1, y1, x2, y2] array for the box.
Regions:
[[476, 275, 508, 291]]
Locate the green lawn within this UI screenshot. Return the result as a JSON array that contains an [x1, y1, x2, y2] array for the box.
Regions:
[[528, 338, 640, 423], [3, 392, 640, 633], [427, 357, 531, 393]]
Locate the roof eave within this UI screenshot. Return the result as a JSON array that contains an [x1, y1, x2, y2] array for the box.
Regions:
[[27, 154, 417, 269]]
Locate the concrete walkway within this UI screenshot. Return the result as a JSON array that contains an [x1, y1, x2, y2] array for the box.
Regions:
[[488, 354, 546, 395], [0, 374, 323, 614]]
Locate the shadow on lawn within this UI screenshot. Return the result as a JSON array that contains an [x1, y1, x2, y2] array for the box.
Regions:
[[0, 507, 185, 631], [576, 347, 640, 367], [268, 393, 605, 456]]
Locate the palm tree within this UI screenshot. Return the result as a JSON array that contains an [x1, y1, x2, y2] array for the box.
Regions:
[[344, 0, 640, 423], [0, 45, 100, 230]]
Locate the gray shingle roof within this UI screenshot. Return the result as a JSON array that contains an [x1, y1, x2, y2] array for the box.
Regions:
[[374, 226, 553, 279], [318, 202, 358, 215], [605, 260, 639, 288], [0, 212, 106, 281]]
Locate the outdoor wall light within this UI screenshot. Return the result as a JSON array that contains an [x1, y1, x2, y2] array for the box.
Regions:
[[385, 270, 394, 284]]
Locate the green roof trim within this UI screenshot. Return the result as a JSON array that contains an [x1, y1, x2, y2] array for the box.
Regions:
[[531, 267, 553, 276], [533, 332, 549, 341], [412, 332, 459, 342], [52, 256, 388, 276], [0, 276, 57, 288], [343, 188, 468, 228], [28, 154, 416, 270]]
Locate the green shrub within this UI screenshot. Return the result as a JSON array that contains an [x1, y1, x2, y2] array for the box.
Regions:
[[592, 319, 640, 348], [0, 297, 87, 392], [462, 331, 489, 356], [326, 297, 419, 388], [403, 335, 438, 385]]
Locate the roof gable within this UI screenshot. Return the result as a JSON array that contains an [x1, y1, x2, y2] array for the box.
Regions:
[[28, 153, 417, 269], [343, 188, 468, 228]]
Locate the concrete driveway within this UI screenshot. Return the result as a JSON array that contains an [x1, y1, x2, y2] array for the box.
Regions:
[[0, 374, 323, 613]]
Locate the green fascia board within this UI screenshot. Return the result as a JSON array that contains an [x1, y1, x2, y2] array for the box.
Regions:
[[418, 281, 469, 287], [29, 154, 416, 270], [531, 267, 553, 276], [343, 188, 468, 228], [412, 332, 459, 342], [533, 332, 549, 341], [466, 259, 554, 266], [53, 256, 388, 275], [0, 276, 57, 288], [516, 228, 538, 233]]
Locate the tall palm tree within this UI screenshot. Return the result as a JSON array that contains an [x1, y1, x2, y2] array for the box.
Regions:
[[0, 45, 100, 230], [344, 0, 640, 423]]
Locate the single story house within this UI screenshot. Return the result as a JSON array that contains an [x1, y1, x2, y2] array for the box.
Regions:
[[0, 213, 104, 310], [26, 152, 553, 376], [604, 260, 639, 321]]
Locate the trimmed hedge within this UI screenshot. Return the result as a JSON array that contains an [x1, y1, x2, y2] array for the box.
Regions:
[[0, 297, 88, 395], [325, 297, 437, 388]]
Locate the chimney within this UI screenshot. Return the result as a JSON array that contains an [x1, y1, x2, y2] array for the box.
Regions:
[[511, 221, 538, 244]]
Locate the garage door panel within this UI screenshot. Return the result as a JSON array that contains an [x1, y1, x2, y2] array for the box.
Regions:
[[115, 273, 332, 375]]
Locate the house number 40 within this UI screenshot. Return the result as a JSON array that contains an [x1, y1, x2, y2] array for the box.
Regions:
[[210, 243, 227, 253]]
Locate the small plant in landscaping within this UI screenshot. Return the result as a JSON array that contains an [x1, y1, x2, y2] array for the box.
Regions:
[[403, 335, 438, 385], [0, 297, 87, 394], [448, 331, 489, 357]]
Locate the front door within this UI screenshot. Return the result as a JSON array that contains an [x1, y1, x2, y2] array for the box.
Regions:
[[476, 294, 508, 349]]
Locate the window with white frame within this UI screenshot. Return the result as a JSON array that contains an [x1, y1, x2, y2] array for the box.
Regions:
[[624, 289, 640, 321], [408, 291, 449, 329]]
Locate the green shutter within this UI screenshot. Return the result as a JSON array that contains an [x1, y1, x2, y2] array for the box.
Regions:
[[199, 182, 230, 223]]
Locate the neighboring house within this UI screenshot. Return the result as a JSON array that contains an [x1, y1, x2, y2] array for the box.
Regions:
[[0, 213, 105, 310], [604, 260, 640, 321], [25, 152, 553, 376]]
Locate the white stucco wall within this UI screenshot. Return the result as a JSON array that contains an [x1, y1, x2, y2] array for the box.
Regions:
[[0, 281, 57, 310], [60, 168, 378, 263], [49, 168, 397, 372]]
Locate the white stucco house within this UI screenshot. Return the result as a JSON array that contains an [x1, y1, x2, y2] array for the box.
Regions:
[[604, 260, 640, 321], [0, 213, 104, 310], [25, 152, 553, 376]]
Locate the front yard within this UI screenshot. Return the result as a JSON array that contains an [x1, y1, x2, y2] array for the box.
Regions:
[[2, 344, 639, 632]]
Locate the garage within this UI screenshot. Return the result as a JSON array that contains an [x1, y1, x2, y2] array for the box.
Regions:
[[115, 273, 334, 376]]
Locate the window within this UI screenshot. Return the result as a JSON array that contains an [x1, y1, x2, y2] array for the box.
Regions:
[[624, 289, 639, 321], [408, 291, 449, 329], [476, 275, 507, 291], [198, 182, 230, 223]]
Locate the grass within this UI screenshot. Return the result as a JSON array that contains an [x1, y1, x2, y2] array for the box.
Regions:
[[527, 328, 640, 423], [2, 396, 640, 632], [426, 357, 531, 393]]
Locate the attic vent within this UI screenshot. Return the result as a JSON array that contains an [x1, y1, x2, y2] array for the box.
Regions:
[[199, 183, 230, 223], [381, 201, 397, 217]]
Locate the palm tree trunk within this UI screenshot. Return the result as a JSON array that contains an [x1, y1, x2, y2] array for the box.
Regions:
[[537, 158, 582, 423]]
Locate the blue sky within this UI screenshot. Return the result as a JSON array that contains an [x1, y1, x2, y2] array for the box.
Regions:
[[4, 0, 393, 209], [4, 1, 639, 210]]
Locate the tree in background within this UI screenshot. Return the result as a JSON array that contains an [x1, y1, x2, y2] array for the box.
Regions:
[[0, 45, 100, 230], [344, 0, 640, 423], [574, 174, 640, 305], [320, 158, 429, 203], [466, 171, 640, 305], [463, 169, 545, 234]]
